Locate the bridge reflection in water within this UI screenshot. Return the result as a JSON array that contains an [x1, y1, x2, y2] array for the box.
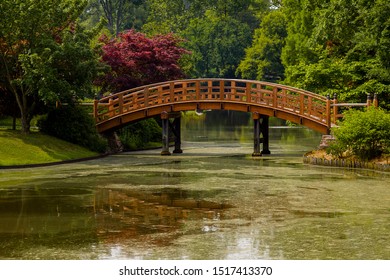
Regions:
[[93, 188, 233, 243], [94, 79, 376, 156], [0, 185, 233, 259]]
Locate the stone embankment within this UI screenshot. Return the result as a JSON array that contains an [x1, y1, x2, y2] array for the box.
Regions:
[[303, 135, 390, 172]]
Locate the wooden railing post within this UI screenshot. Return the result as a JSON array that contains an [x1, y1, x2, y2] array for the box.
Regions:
[[144, 87, 149, 107], [246, 82, 251, 103], [220, 80, 224, 100], [108, 97, 114, 118], [272, 87, 278, 108], [333, 93, 338, 124], [196, 80, 200, 100], [326, 94, 331, 132], [282, 89, 287, 109], [373, 93, 378, 107], [118, 94, 123, 115], [170, 82, 174, 102], [208, 80, 212, 99], [366, 93, 372, 107], [299, 93, 304, 115]]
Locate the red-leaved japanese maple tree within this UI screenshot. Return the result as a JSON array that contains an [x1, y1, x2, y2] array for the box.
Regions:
[[97, 30, 189, 93]]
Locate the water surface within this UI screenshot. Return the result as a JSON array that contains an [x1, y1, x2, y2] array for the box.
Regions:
[[0, 118, 389, 260]]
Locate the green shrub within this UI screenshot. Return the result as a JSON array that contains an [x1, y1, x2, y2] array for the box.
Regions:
[[118, 118, 162, 150], [38, 106, 107, 153], [328, 107, 390, 160]]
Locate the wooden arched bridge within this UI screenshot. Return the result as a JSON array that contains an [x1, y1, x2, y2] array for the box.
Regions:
[[93, 78, 377, 156]]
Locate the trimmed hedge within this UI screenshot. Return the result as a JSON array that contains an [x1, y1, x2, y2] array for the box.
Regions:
[[38, 106, 107, 153]]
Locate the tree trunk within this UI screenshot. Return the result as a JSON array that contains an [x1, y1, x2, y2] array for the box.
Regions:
[[13, 90, 32, 134], [20, 112, 31, 134]]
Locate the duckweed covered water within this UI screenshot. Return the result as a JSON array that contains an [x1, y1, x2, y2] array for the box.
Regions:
[[0, 125, 389, 260]]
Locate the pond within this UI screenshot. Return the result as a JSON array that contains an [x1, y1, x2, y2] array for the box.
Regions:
[[0, 112, 389, 259]]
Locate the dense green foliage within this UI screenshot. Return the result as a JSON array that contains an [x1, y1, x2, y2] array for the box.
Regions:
[[327, 108, 390, 160], [118, 119, 162, 150], [280, 0, 390, 107], [38, 106, 107, 153]]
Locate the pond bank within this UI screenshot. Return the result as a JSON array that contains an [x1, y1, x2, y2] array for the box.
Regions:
[[303, 150, 390, 172]]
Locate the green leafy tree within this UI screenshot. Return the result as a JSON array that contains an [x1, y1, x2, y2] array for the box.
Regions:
[[184, 12, 252, 78], [80, 0, 148, 33], [143, 0, 270, 78], [237, 9, 287, 81], [281, 0, 390, 107], [0, 0, 103, 133]]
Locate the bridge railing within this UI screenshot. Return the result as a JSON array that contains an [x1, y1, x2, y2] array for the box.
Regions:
[[94, 79, 353, 131], [331, 93, 378, 124]]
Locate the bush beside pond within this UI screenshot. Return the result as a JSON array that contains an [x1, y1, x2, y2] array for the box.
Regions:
[[304, 107, 390, 172]]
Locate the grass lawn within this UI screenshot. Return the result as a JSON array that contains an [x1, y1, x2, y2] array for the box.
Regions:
[[0, 130, 98, 166]]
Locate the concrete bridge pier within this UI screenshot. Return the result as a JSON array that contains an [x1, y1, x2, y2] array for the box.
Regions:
[[160, 112, 182, 156], [252, 112, 270, 157]]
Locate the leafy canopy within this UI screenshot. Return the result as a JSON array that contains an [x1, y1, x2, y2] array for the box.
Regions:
[[0, 0, 104, 133], [281, 0, 390, 107]]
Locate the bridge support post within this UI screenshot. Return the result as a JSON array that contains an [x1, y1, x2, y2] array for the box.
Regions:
[[261, 115, 271, 155], [172, 117, 183, 154], [252, 112, 270, 157], [161, 112, 171, 156], [253, 113, 261, 157]]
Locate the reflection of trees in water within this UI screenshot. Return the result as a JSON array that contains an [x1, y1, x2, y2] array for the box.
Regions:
[[93, 188, 233, 244], [182, 110, 301, 143]]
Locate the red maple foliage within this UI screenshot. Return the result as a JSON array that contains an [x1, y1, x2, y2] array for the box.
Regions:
[[97, 30, 189, 93]]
